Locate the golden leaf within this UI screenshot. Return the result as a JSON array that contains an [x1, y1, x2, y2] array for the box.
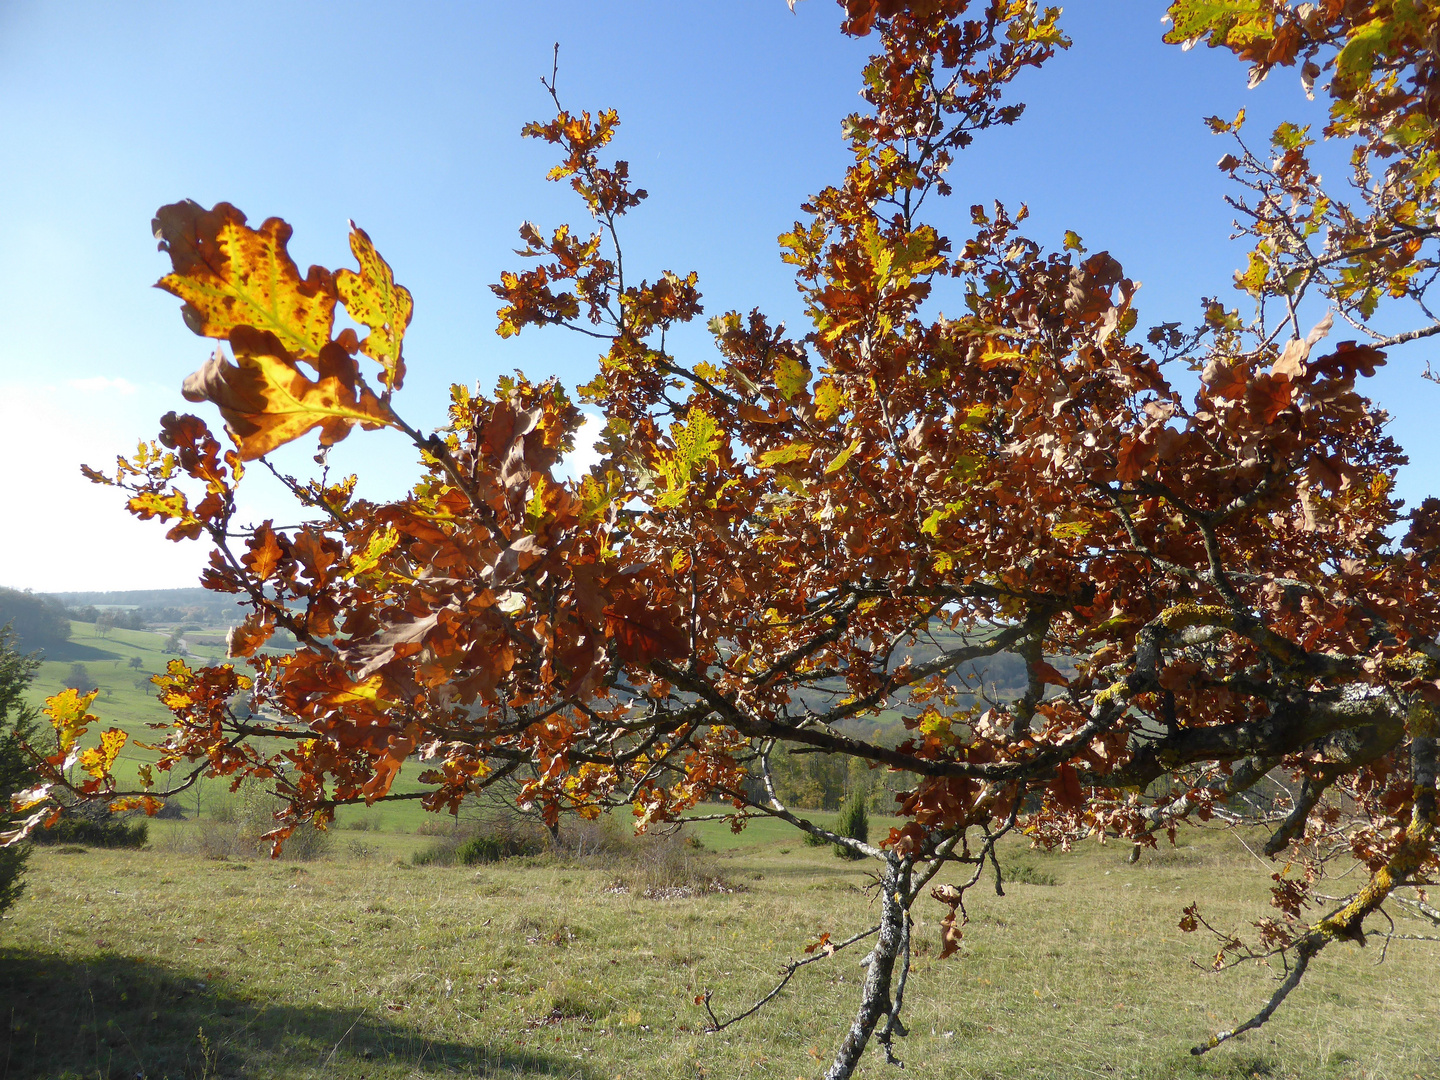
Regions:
[[756, 442, 812, 468], [79, 728, 128, 781], [335, 222, 413, 391], [154, 201, 337, 358], [813, 378, 844, 423], [345, 526, 401, 581], [45, 688, 100, 754], [825, 437, 862, 474]]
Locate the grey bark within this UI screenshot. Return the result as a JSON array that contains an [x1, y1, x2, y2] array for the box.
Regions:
[[824, 855, 910, 1080]]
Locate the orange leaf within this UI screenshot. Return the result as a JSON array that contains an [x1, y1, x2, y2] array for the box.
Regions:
[[182, 328, 393, 460], [939, 909, 964, 959], [1033, 660, 1069, 687], [242, 522, 286, 581]]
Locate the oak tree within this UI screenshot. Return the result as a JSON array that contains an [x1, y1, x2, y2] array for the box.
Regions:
[[9, 2, 1440, 1075]]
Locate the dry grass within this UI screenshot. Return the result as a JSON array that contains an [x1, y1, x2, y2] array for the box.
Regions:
[[0, 824, 1436, 1080]]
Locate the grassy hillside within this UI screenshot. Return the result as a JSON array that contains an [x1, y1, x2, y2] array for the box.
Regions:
[[27, 620, 230, 728]]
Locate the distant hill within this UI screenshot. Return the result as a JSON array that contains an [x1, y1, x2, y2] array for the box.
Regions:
[[44, 588, 244, 627], [0, 586, 71, 653], [46, 588, 224, 609]]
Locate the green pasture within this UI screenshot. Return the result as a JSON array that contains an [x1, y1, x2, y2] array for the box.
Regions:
[[2, 824, 1436, 1080], [27, 620, 229, 733]]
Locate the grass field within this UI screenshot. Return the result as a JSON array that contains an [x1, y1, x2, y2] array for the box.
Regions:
[[2, 821, 1437, 1080]]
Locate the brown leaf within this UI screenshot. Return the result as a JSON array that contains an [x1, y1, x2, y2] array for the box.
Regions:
[[1033, 660, 1069, 687], [604, 594, 688, 665], [938, 909, 964, 959], [343, 612, 441, 678]]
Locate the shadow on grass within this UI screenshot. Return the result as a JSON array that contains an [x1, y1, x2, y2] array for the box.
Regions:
[[0, 948, 592, 1080], [36, 640, 115, 662]]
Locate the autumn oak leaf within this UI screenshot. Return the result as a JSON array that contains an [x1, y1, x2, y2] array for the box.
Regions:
[[154, 200, 337, 358], [604, 593, 689, 665], [182, 327, 394, 460], [335, 221, 413, 391]]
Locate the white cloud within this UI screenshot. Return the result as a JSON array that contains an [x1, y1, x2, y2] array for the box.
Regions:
[[556, 410, 606, 481], [66, 376, 138, 395]]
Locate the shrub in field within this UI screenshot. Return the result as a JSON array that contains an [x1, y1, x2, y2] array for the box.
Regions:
[[833, 796, 868, 861], [30, 802, 148, 850], [413, 814, 548, 866], [605, 833, 736, 899], [18, 1, 1440, 1073], [176, 781, 331, 861]]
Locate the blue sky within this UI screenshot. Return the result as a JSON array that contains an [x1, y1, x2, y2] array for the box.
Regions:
[[1, 1, 1435, 593]]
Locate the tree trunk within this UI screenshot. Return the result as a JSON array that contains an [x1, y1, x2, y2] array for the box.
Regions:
[[824, 855, 908, 1080]]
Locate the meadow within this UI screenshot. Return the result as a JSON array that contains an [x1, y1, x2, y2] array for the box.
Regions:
[[2, 819, 1438, 1080], [5, 621, 1438, 1079]]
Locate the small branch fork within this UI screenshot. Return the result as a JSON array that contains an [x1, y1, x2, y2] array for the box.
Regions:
[[697, 924, 880, 1032]]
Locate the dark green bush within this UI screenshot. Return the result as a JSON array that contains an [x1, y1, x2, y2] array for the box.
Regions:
[[457, 831, 545, 864], [413, 815, 548, 866], [32, 805, 148, 850], [833, 795, 869, 860], [0, 627, 41, 918]]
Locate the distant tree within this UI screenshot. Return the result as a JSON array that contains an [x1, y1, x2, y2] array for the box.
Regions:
[[127, 656, 144, 670], [94, 610, 117, 638], [0, 589, 70, 653], [67, 605, 100, 624], [0, 628, 39, 918], [64, 663, 95, 693]]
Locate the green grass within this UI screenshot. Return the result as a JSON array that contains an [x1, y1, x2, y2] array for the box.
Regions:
[[23, 621, 232, 780], [2, 826, 1436, 1080]]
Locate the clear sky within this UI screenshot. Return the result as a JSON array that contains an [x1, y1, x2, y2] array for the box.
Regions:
[[1, 1, 1435, 594]]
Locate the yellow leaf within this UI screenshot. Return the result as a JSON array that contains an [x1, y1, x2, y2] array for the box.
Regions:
[[813, 379, 844, 423], [346, 526, 401, 581], [825, 437, 862, 474], [656, 407, 722, 508], [45, 688, 100, 754], [320, 675, 392, 710], [153, 201, 336, 358], [126, 489, 197, 528], [757, 442, 812, 468], [79, 728, 128, 781], [773, 354, 809, 400], [1050, 520, 1093, 541], [335, 222, 413, 391], [182, 328, 394, 460]]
